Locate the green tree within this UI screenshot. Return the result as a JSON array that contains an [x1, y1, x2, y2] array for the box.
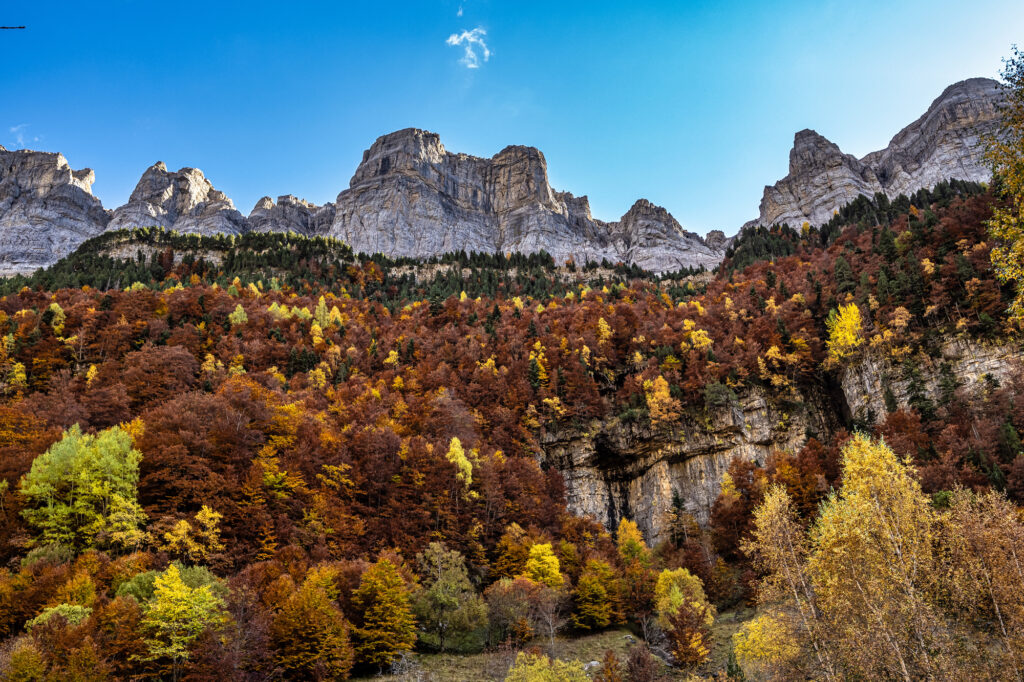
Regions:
[[833, 256, 856, 294], [140, 564, 227, 682], [227, 304, 248, 327], [19, 424, 147, 552], [411, 543, 489, 652], [352, 557, 417, 670]]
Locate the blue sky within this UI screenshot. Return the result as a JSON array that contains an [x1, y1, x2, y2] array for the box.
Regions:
[[1, 1, 1021, 234]]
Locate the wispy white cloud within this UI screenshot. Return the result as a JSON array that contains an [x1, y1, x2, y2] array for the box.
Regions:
[[9, 123, 29, 147], [446, 27, 490, 69]]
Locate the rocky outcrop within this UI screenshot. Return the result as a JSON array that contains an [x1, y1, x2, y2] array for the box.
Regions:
[[540, 386, 839, 543], [748, 78, 1004, 229], [840, 337, 1023, 423], [248, 195, 336, 235], [606, 199, 722, 272], [0, 146, 110, 275], [542, 336, 1024, 543], [107, 162, 248, 236], [328, 128, 724, 271]]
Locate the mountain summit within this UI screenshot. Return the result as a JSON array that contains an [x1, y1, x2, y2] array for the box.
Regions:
[[0, 77, 1006, 275], [746, 77, 1004, 228]]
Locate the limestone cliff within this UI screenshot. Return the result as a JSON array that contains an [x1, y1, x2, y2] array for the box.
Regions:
[[840, 337, 1023, 423], [328, 128, 723, 271], [540, 385, 840, 544], [0, 146, 110, 275], [541, 336, 1023, 543], [748, 78, 1004, 228], [107, 162, 248, 236]]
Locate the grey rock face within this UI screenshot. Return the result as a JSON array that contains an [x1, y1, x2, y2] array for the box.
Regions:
[[748, 78, 1004, 229], [248, 195, 336, 235], [329, 128, 723, 272], [107, 162, 248, 236], [607, 198, 722, 272], [840, 337, 1022, 424], [543, 336, 1023, 544], [541, 384, 839, 543], [0, 146, 110, 275]]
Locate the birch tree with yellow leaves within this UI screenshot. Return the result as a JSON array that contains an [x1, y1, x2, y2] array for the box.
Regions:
[[987, 47, 1024, 321], [737, 433, 1024, 681]]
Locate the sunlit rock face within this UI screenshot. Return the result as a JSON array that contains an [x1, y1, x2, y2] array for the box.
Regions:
[[108, 162, 248, 236], [747, 77, 1004, 229], [248, 195, 335, 236], [0, 146, 110, 275], [328, 128, 725, 272]]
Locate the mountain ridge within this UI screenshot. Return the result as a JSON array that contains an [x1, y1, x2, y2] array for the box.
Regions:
[[746, 77, 1004, 228], [0, 76, 1006, 276]]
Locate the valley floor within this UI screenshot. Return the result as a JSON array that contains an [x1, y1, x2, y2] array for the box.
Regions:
[[377, 608, 755, 681]]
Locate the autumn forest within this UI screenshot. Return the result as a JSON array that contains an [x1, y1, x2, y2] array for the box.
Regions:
[[1, 48, 1024, 682]]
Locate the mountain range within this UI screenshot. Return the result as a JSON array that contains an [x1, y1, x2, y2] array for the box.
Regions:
[[0, 77, 1005, 276]]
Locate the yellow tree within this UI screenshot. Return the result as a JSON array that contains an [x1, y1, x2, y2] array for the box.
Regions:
[[654, 568, 714, 667], [987, 47, 1024, 320], [824, 303, 863, 364], [141, 564, 227, 682], [940, 489, 1024, 676], [643, 375, 680, 427], [737, 485, 837, 680], [161, 506, 225, 565], [523, 543, 564, 589], [351, 557, 417, 670], [807, 434, 949, 680]]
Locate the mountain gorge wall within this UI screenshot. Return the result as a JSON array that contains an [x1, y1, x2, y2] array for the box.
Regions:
[[541, 336, 1023, 544]]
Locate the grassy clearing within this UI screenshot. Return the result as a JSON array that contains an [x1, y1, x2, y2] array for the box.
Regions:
[[373, 609, 755, 681]]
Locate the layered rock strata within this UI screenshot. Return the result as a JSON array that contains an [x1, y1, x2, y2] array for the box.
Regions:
[[0, 146, 110, 275], [328, 129, 724, 271], [748, 78, 1004, 228]]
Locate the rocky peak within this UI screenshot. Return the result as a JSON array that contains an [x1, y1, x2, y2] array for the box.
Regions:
[[350, 128, 448, 187], [747, 77, 1003, 229], [789, 129, 867, 174], [329, 128, 725, 271], [248, 194, 335, 235], [705, 230, 728, 250], [108, 162, 247, 236], [606, 198, 721, 272], [486, 144, 559, 212], [0, 147, 110, 274]]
